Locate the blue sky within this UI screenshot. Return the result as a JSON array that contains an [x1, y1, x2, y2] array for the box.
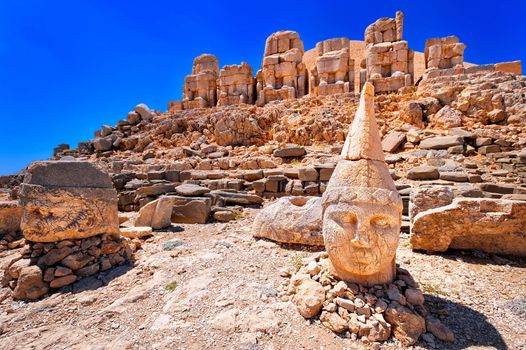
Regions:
[[1, 0, 525, 175]]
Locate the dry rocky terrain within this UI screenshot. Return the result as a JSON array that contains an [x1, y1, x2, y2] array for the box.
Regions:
[[0, 209, 524, 349], [0, 13, 525, 349]]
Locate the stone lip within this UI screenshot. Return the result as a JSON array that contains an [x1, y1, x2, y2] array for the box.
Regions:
[[24, 161, 113, 189]]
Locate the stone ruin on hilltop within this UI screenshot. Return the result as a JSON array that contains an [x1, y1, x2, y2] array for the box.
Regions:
[[0, 8, 525, 349]]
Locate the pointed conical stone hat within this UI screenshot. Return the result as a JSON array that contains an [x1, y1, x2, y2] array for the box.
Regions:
[[322, 82, 401, 207]]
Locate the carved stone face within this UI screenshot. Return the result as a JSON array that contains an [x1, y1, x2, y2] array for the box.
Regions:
[[323, 201, 400, 282]]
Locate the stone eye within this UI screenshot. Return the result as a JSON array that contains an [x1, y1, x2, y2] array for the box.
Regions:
[[339, 213, 357, 225], [370, 216, 391, 228]]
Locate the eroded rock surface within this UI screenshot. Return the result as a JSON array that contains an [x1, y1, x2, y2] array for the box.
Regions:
[[19, 161, 119, 242]]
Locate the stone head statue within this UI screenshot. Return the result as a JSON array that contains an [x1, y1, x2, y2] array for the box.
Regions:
[[321, 82, 402, 286]]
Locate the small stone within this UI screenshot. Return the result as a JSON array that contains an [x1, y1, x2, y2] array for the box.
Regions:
[[293, 279, 325, 318], [61, 252, 92, 270], [213, 210, 235, 222], [49, 275, 77, 289], [320, 311, 348, 333], [13, 266, 49, 300], [385, 303, 426, 346], [374, 299, 388, 313], [335, 297, 355, 312], [405, 288, 425, 306], [356, 306, 372, 318], [426, 316, 454, 342], [332, 281, 347, 297], [43, 268, 55, 282], [305, 261, 321, 275], [323, 303, 337, 313], [54, 266, 73, 277], [354, 297, 366, 308]]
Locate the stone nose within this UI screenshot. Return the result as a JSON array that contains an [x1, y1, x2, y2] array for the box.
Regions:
[[351, 224, 370, 247]]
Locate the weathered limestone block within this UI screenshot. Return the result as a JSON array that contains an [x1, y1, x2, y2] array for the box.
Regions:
[[321, 83, 403, 286], [409, 186, 454, 223], [309, 37, 354, 96], [170, 196, 211, 224], [361, 11, 413, 93], [424, 36, 466, 70], [12, 265, 49, 300], [182, 54, 219, 109], [0, 200, 22, 233], [384, 302, 426, 346], [217, 62, 255, 106], [411, 198, 526, 256], [19, 161, 119, 242], [135, 196, 174, 230], [256, 31, 306, 106], [253, 196, 323, 246]]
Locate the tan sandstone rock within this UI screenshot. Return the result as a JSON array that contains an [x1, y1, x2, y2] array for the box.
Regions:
[[384, 302, 426, 346], [322, 82, 403, 286], [411, 198, 526, 256], [19, 161, 119, 242], [361, 11, 414, 93], [309, 37, 354, 96], [292, 279, 325, 318], [182, 54, 219, 109], [12, 265, 49, 300], [253, 196, 323, 246], [135, 196, 173, 230], [0, 200, 22, 233], [256, 31, 306, 106], [217, 62, 255, 106]]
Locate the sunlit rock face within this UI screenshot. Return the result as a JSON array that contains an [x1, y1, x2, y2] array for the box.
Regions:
[[321, 82, 403, 286]]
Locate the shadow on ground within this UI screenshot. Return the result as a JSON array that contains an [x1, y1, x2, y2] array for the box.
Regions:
[[423, 294, 508, 350], [59, 263, 133, 294]]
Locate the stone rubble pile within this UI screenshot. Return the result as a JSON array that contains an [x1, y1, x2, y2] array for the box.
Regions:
[[282, 254, 454, 346], [1, 160, 136, 300], [0, 200, 23, 251], [3, 234, 135, 300]]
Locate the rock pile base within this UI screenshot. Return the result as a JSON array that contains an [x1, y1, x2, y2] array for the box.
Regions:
[[3, 234, 135, 300], [284, 253, 454, 346], [0, 230, 23, 251]]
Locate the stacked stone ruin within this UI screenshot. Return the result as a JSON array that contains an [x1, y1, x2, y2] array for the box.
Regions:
[[309, 37, 355, 96], [360, 11, 414, 93], [182, 54, 220, 109], [2, 161, 134, 300], [217, 62, 255, 106], [168, 11, 522, 110], [256, 30, 307, 106]]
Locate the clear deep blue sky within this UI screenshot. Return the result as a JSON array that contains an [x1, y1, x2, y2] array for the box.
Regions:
[[1, 0, 525, 175]]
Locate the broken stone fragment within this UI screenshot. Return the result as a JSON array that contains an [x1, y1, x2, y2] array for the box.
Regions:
[[411, 198, 526, 256], [253, 196, 323, 246], [12, 266, 49, 300], [293, 279, 325, 318], [384, 302, 426, 346], [19, 160, 119, 242], [0, 200, 22, 233]]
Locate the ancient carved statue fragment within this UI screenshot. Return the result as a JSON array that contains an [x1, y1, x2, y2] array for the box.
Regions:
[[321, 82, 403, 286]]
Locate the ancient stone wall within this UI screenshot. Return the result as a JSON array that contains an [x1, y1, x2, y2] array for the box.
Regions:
[[217, 62, 255, 106], [256, 30, 307, 106], [424, 35, 466, 70], [182, 54, 219, 109], [310, 37, 354, 96], [361, 11, 414, 93]]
